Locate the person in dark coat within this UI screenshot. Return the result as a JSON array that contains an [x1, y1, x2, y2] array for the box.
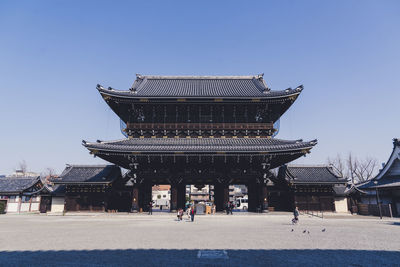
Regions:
[[190, 206, 196, 222], [229, 202, 234, 215], [293, 206, 299, 223], [148, 201, 153, 215]]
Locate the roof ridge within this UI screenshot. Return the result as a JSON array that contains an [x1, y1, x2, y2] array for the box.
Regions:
[[135, 74, 264, 80], [65, 164, 114, 168], [2, 176, 40, 180], [287, 164, 329, 168]]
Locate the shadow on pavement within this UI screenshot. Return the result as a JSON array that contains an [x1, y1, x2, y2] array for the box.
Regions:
[[0, 249, 399, 266]]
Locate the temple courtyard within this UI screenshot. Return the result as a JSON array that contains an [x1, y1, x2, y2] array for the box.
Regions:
[[0, 213, 399, 266]]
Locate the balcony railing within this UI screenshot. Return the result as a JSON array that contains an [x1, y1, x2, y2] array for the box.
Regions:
[[126, 122, 273, 130]]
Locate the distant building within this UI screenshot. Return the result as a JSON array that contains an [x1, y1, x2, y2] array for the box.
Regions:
[[189, 185, 211, 202], [152, 185, 170, 207], [10, 170, 39, 177], [0, 176, 50, 213]]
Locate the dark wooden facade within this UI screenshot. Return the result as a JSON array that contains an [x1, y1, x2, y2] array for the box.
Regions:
[[54, 165, 131, 212], [277, 165, 347, 212], [82, 75, 318, 212]]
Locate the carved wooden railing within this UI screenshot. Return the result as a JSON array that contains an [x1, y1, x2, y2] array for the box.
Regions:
[[126, 122, 273, 130]]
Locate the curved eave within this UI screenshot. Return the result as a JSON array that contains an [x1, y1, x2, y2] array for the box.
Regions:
[[291, 181, 346, 185], [96, 86, 303, 101], [374, 140, 400, 180], [53, 181, 113, 185], [82, 140, 317, 155]]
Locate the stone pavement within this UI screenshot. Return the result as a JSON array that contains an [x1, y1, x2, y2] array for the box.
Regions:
[[0, 213, 399, 266]]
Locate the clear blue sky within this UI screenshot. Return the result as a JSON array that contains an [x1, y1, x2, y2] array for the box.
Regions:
[[1, 0, 399, 175]]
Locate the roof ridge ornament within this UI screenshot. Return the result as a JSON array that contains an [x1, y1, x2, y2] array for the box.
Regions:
[[393, 138, 400, 147], [256, 73, 264, 79]]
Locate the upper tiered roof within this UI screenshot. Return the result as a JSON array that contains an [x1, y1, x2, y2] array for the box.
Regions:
[[97, 74, 303, 99]]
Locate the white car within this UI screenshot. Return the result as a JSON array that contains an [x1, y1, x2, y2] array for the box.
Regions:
[[235, 197, 248, 210]]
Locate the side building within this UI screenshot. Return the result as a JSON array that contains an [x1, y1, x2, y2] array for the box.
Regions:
[[357, 138, 400, 217], [276, 165, 348, 212], [52, 165, 130, 212], [0, 176, 50, 213]]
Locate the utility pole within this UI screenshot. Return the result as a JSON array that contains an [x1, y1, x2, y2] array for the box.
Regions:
[[374, 181, 382, 219]]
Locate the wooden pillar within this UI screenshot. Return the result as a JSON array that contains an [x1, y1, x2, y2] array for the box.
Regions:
[[214, 181, 229, 212], [177, 183, 186, 210], [170, 184, 178, 212], [248, 181, 258, 212], [140, 183, 152, 212]]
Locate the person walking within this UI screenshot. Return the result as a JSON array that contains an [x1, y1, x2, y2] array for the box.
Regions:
[[229, 201, 234, 215], [148, 201, 153, 215], [212, 204, 216, 215], [293, 206, 299, 224], [190, 206, 196, 222]]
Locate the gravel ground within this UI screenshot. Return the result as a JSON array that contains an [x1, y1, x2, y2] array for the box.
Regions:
[[0, 213, 399, 266]]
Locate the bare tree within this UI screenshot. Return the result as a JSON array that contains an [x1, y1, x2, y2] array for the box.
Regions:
[[346, 153, 358, 184], [327, 153, 379, 184], [327, 154, 345, 178], [41, 168, 57, 184], [354, 157, 378, 183], [43, 167, 56, 177], [18, 160, 27, 175]]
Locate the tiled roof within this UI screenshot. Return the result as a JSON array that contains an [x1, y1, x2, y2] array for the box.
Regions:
[[0, 176, 41, 194], [54, 165, 121, 184], [333, 185, 348, 196], [97, 74, 303, 98], [83, 138, 317, 153], [284, 165, 345, 184]]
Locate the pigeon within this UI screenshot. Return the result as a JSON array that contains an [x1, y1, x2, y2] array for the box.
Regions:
[[307, 231, 310, 234], [322, 228, 326, 232], [303, 230, 306, 233], [291, 229, 294, 232]]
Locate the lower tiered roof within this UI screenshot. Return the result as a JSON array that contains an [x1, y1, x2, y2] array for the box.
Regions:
[[83, 138, 317, 154]]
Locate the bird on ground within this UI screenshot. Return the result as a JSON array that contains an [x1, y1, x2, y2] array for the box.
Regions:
[[322, 228, 326, 232], [303, 230, 306, 233], [291, 229, 294, 232], [307, 231, 310, 234]]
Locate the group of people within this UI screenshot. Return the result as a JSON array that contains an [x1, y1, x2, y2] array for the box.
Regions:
[[177, 206, 196, 222]]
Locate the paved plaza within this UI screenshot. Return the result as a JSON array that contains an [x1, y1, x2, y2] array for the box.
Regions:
[[0, 213, 399, 266]]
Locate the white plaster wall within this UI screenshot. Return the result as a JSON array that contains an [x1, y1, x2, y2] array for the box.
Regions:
[[51, 197, 65, 213], [20, 203, 30, 212], [335, 197, 348, 213], [30, 202, 39, 211], [6, 202, 19, 213]]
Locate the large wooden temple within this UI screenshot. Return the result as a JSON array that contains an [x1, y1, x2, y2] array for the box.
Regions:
[[82, 74, 318, 212]]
